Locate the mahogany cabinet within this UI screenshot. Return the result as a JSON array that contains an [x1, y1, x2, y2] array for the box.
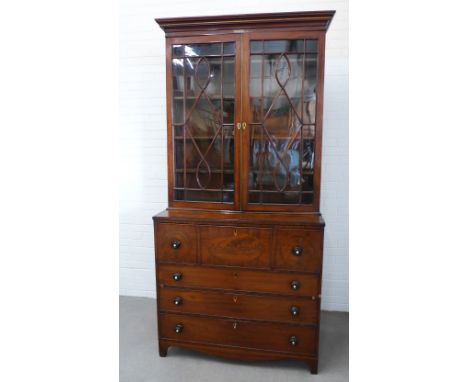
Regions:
[[153, 11, 334, 374]]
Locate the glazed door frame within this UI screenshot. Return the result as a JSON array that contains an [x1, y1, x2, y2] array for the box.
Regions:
[[165, 34, 242, 210], [240, 31, 325, 212]]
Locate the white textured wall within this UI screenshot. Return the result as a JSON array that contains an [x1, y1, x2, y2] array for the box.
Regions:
[[120, 0, 348, 311]]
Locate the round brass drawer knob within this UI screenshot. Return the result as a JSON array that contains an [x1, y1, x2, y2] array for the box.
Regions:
[[174, 324, 183, 334], [172, 272, 182, 281]]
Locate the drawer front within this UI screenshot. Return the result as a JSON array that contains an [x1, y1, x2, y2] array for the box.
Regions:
[[159, 313, 316, 355], [275, 228, 323, 272], [199, 225, 272, 268], [156, 223, 197, 264], [159, 288, 319, 324], [158, 264, 319, 297]]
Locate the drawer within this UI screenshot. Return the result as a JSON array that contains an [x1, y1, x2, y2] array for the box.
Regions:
[[159, 288, 319, 324], [158, 264, 319, 297], [156, 223, 197, 264], [159, 313, 317, 355], [274, 228, 323, 272], [199, 225, 272, 268]]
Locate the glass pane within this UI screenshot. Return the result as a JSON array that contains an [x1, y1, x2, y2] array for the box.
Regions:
[[171, 42, 236, 203], [184, 43, 222, 56], [305, 39, 318, 53], [264, 39, 304, 53], [250, 40, 263, 53], [303, 54, 318, 125], [185, 57, 222, 98], [223, 42, 235, 55], [248, 40, 317, 205], [223, 57, 235, 98], [172, 45, 184, 57]]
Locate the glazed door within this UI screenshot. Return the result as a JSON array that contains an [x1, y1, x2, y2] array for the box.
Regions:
[[241, 32, 324, 212], [167, 35, 241, 210]]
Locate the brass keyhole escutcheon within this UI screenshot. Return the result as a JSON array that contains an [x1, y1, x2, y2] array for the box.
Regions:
[[233, 322, 237, 329], [233, 296, 238, 303]]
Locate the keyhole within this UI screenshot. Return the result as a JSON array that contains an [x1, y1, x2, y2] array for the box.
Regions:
[[233, 296, 238, 303], [233, 322, 237, 329], [234, 228, 238, 237]]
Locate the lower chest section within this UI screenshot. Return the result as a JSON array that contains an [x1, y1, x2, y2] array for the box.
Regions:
[[154, 217, 324, 357]]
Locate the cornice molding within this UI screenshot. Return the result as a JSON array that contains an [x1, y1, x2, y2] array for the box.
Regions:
[[155, 11, 335, 34]]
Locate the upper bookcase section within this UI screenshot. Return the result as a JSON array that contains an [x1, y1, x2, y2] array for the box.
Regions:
[[155, 11, 335, 36]]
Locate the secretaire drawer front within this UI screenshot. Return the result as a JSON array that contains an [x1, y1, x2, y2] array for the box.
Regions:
[[159, 288, 319, 324], [199, 225, 272, 268], [159, 313, 317, 355], [156, 223, 197, 264], [158, 264, 319, 297], [275, 228, 323, 272]]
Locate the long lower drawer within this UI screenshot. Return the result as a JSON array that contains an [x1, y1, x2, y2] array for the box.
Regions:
[[158, 264, 319, 297], [159, 312, 317, 355], [159, 288, 319, 324]]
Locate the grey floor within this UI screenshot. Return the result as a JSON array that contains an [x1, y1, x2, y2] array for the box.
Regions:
[[120, 296, 348, 382]]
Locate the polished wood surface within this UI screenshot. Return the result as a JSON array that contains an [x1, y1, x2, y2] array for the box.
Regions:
[[158, 339, 318, 374], [153, 11, 334, 374], [159, 288, 319, 324], [154, 209, 325, 227], [274, 228, 323, 272], [159, 312, 317, 355], [158, 264, 320, 297], [156, 223, 197, 264], [200, 225, 272, 268], [155, 10, 335, 36]]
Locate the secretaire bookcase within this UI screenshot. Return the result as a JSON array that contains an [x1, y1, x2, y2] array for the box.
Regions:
[[153, 11, 335, 374]]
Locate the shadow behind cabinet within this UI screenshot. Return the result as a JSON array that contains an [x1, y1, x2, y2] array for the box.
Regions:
[[153, 11, 334, 374]]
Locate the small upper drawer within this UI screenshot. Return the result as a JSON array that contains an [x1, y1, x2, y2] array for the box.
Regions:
[[156, 223, 197, 264], [274, 228, 323, 272], [199, 225, 272, 268]]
